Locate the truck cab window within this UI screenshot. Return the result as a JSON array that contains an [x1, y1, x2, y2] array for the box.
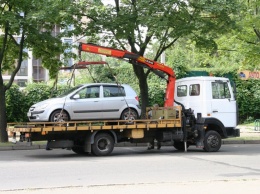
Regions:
[[177, 85, 187, 97], [189, 84, 200, 96], [212, 82, 231, 99]]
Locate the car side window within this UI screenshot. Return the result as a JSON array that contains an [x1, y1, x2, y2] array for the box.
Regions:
[[103, 86, 126, 97], [189, 84, 200, 96], [212, 82, 231, 99], [77, 86, 100, 99]]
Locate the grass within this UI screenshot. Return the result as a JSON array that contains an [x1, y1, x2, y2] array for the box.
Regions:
[[226, 136, 260, 141]]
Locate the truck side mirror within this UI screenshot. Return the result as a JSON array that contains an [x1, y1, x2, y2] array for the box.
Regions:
[[231, 81, 237, 100]]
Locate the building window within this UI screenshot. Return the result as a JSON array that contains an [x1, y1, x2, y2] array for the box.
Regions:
[[17, 79, 26, 87]]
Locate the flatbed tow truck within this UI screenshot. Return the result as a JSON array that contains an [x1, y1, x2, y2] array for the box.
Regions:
[[7, 43, 240, 156]]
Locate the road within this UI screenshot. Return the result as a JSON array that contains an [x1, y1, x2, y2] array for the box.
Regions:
[[0, 144, 260, 194]]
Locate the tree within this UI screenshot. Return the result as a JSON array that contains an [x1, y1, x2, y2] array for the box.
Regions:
[[0, 0, 84, 142], [82, 0, 240, 117]]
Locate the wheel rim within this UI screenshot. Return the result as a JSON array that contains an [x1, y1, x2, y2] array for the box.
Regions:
[[97, 138, 110, 152], [207, 134, 219, 148], [122, 110, 137, 120], [53, 112, 68, 122]]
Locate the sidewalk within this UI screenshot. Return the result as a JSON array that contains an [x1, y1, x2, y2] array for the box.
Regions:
[[1, 125, 260, 151]]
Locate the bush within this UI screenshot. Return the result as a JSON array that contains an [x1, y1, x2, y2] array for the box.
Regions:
[[5, 82, 70, 122], [5, 84, 27, 122], [235, 79, 260, 123]]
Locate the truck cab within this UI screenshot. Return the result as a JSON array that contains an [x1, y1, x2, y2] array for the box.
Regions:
[[175, 76, 239, 137]]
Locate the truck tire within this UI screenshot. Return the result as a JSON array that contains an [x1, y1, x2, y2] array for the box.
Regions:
[[173, 141, 189, 151], [91, 133, 114, 156], [50, 110, 69, 122], [204, 130, 221, 152]]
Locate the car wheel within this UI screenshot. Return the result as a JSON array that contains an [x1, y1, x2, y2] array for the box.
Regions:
[[91, 133, 114, 156], [203, 130, 221, 152], [120, 108, 138, 120], [50, 110, 69, 122]]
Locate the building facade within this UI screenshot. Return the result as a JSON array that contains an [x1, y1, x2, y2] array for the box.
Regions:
[[3, 25, 75, 87]]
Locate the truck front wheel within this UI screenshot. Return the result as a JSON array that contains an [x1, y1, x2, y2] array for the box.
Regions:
[[204, 130, 221, 152], [91, 133, 114, 156]]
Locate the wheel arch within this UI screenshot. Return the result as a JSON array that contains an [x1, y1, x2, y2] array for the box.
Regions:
[[90, 130, 117, 144], [204, 117, 227, 138]]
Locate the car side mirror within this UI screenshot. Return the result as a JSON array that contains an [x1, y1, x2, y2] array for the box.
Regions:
[[72, 94, 80, 99]]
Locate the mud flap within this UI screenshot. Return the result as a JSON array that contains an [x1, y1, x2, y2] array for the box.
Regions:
[[195, 113, 205, 148], [84, 134, 92, 153]]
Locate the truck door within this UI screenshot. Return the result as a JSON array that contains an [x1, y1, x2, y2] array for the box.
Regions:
[[211, 81, 237, 127]]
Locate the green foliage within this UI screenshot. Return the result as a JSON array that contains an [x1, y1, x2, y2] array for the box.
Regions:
[[5, 83, 70, 122], [5, 85, 27, 122], [147, 75, 165, 106], [235, 78, 260, 122], [165, 43, 190, 79]]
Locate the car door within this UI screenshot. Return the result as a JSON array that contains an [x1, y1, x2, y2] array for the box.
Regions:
[[101, 85, 126, 119], [211, 81, 237, 127], [69, 85, 103, 120]]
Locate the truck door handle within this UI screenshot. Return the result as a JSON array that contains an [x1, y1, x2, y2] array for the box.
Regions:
[[213, 110, 218, 113]]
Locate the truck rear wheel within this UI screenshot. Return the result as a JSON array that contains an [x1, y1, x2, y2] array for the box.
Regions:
[[204, 130, 221, 152], [91, 133, 114, 156]]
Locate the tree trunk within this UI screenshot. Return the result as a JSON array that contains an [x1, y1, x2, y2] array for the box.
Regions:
[[0, 84, 8, 142], [138, 75, 149, 119], [132, 65, 149, 119]]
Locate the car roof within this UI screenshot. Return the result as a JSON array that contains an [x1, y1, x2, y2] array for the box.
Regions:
[[81, 83, 130, 87]]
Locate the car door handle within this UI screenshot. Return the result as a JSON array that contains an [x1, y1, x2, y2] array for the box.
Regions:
[[213, 110, 218, 113]]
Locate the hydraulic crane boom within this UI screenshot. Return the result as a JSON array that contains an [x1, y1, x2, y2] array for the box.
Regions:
[[78, 43, 176, 107]]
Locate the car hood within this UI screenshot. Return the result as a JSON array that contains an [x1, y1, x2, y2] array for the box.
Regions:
[[32, 97, 66, 107]]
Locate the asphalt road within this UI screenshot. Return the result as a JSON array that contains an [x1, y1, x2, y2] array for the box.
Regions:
[[0, 145, 260, 194]]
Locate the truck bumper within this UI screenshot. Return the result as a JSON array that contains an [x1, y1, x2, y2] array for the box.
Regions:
[[226, 128, 240, 137]]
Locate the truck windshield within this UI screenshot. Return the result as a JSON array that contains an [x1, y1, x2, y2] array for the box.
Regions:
[[58, 85, 83, 97]]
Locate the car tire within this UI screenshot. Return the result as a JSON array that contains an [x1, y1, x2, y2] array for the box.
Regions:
[[120, 108, 138, 120], [50, 110, 69, 122]]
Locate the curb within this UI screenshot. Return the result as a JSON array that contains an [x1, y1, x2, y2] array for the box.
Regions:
[[1, 140, 260, 151]]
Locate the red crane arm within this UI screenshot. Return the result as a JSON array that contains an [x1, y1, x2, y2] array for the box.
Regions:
[[78, 43, 176, 107]]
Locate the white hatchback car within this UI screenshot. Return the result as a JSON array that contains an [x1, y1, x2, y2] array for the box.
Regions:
[[27, 83, 141, 122]]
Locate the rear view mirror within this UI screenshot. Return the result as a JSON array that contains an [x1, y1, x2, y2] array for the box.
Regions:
[[72, 94, 80, 99]]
